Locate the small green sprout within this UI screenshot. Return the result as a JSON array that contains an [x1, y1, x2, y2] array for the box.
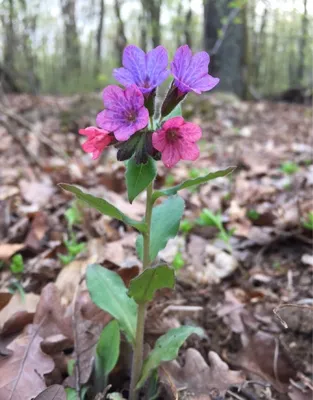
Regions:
[[247, 209, 260, 221], [10, 254, 24, 275], [179, 219, 193, 234], [165, 174, 175, 187], [58, 237, 86, 265], [197, 209, 234, 246], [172, 252, 185, 270], [58, 202, 86, 265], [280, 161, 299, 175], [65, 200, 83, 228], [302, 211, 313, 230]]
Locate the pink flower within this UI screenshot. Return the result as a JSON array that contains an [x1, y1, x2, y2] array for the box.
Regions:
[[152, 117, 202, 168], [96, 84, 149, 142], [79, 126, 112, 160]]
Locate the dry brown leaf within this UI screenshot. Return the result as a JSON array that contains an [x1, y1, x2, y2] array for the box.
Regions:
[[161, 349, 245, 399], [0, 293, 13, 312], [33, 385, 66, 400], [0, 329, 54, 400], [19, 179, 55, 208], [0, 244, 24, 261], [288, 383, 313, 400], [0, 293, 39, 336], [33, 283, 72, 340], [55, 259, 85, 305], [234, 330, 297, 393], [25, 211, 49, 251], [216, 289, 246, 333]]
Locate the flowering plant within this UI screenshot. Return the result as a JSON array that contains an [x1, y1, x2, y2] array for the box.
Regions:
[[60, 44, 233, 399]]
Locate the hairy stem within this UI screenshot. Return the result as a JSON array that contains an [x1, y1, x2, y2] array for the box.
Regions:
[[129, 182, 154, 400]]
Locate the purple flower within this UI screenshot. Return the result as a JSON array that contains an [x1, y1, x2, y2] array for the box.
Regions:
[[96, 84, 149, 142], [113, 45, 169, 94], [171, 45, 219, 95]]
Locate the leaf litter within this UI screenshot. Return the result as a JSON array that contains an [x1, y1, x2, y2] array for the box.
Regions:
[[0, 92, 312, 399]]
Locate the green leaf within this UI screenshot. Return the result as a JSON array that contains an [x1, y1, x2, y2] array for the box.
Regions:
[[10, 254, 24, 274], [136, 326, 204, 388], [126, 157, 157, 203], [96, 320, 120, 375], [152, 167, 235, 202], [86, 265, 137, 345], [136, 196, 185, 262], [162, 103, 182, 121], [128, 265, 175, 303], [59, 184, 146, 233]]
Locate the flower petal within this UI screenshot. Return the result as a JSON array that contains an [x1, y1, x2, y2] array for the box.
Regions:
[[184, 51, 210, 85], [161, 143, 181, 168], [171, 45, 192, 81], [191, 74, 220, 93], [102, 85, 128, 112], [179, 122, 202, 142], [146, 46, 169, 87], [122, 45, 146, 86], [124, 84, 145, 109], [152, 129, 167, 152], [133, 106, 149, 131], [162, 116, 185, 130], [113, 67, 136, 87], [96, 109, 124, 132], [177, 139, 200, 161]]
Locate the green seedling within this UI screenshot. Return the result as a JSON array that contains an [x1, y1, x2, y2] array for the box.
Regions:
[[10, 254, 24, 275], [58, 202, 86, 265], [247, 209, 260, 221], [197, 209, 234, 246], [180, 219, 193, 234], [302, 211, 313, 230], [280, 161, 299, 175], [164, 174, 175, 186], [172, 252, 185, 270]]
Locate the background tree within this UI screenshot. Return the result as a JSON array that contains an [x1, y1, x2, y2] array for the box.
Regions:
[[60, 0, 81, 73]]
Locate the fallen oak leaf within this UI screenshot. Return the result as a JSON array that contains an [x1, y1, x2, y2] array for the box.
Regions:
[[231, 330, 297, 393], [33, 385, 66, 400], [0, 293, 12, 312], [160, 348, 245, 399], [0, 326, 54, 400], [0, 293, 39, 336], [0, 244, 24, 261]]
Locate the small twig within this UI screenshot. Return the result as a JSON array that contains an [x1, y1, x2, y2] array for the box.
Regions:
[[273, 338, 281, 386], [1, 118, 43, 171], [72, 285, 83, 400], [9, 317, 47, 400], [211, 7, 241, 55], [0, 104, 68, 159], [273, 303, 313, 328]]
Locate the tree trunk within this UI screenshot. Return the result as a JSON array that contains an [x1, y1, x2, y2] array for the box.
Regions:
[[141, 0, 162, 47], [203, 0, 246, 98], [184, 0, 192, 48], [114, 0, 127, 65], [297, 0, 308, 83], [60, 0, 81, 72], [4, 0, 15, 72], [95, 0, 105, 74]]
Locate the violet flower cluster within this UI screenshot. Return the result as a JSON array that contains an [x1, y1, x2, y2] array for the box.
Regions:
[[79, 44, 219, 168]]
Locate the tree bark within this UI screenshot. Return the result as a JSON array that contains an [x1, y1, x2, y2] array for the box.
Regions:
[[60, 0, 81, 72], [203, 0, 246, 97], [297, 0, 308, 83], [95, 0, 105, 74], [184, 0, 192, 48], [4, 0, 15, 72], [141, 0, 162, 47], [114, 0, 127, 65]]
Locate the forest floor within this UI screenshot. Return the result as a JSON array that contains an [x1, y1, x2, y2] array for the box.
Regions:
[[0, 92, 312, 400]]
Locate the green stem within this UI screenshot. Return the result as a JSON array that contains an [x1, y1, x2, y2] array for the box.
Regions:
[[129, 182, 154, 400]]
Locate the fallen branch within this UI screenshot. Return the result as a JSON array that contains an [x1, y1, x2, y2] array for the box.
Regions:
[[273, 303, 313, 328], [0, 104, 69, 160]]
